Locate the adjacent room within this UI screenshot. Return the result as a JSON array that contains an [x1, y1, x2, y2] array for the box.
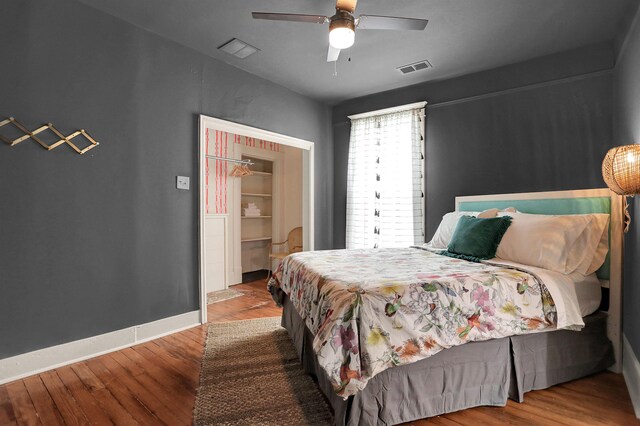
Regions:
[[1, 0, 640, 425]]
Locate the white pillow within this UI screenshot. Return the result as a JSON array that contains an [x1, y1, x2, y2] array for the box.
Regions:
[[588, 218, 610, 274], [496, 212, 592, 274], [572, 214, 610, 275], [428, 211, 471, 249], [427, 209, 497, 249]]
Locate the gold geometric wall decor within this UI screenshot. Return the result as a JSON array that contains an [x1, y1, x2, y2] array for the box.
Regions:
[[0, 117, 100, 155]]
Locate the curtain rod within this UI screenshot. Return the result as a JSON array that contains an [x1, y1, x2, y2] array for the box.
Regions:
[[205, 155, 254, 165], [348, 101, 427, 120]]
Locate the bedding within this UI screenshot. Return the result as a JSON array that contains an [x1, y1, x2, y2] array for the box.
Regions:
[[572, 273, 602, 316], [495, 212, 609, 275], [492, 262, 602, 317], [480, 258, 585, 328], [268, 247, 584, 398]]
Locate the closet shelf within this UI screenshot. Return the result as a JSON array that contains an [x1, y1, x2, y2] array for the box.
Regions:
[[241, 237, 272, 243], [246, 171, 272, 177], [241, 216, 272, 219], [241, 193, 272, 198]]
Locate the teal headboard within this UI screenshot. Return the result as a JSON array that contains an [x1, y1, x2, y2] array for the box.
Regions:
[[458, 196, 611, 280]]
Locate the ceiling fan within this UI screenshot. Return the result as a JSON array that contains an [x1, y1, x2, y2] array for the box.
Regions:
[[252, 0, 428, 62]]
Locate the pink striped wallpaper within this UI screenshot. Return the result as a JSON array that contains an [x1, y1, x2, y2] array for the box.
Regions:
[[205, 129, 280, 214]]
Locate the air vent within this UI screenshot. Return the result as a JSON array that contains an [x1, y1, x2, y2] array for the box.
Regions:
[[218, 38, 260, 59], [397, 59, 433, 74]]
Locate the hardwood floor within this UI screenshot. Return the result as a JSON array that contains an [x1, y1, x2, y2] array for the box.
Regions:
[[206, 280, 281, 323], [1, 279, 638, 425]]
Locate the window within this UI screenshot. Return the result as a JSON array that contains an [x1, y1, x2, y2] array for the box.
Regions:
[[346, 104, 425, 249]]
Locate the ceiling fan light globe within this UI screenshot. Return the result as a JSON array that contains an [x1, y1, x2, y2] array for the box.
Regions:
[[329, 27, 355, 49]]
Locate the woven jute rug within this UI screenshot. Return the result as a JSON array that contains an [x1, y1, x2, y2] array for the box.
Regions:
[[207, 288, 244, 305], [193, 317, 334, 426]]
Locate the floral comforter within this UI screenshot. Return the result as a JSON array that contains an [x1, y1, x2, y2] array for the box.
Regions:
[[268, 247, 557, 398]]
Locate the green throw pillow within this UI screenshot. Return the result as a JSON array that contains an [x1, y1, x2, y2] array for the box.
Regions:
[[446, 215, 512, 260]]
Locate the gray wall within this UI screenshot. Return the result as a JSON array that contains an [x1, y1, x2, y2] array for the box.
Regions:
[[614, 7, 640, 361], [0, 0, 332, 359], [332, 43, 614, 248]]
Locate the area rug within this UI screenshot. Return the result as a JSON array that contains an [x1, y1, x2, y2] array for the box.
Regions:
[[207, 288, 244, 305], [193, 317, 333, 426]]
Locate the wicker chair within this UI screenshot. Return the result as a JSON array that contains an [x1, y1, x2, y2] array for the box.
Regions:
[[267, 227, 303, 279]]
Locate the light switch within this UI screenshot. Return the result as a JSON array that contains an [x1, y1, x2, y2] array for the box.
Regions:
[[176, 176, 190, 190]]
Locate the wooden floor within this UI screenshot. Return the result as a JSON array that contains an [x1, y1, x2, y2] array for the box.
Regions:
[[1, 280, 637, 425]]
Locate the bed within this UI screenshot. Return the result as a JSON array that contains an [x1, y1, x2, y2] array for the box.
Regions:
[[268, 189, 623, 426]]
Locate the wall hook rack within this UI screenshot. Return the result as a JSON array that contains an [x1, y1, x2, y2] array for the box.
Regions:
[[0, 117, 100, 155]]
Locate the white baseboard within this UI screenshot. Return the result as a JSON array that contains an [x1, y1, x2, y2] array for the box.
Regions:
[[0, 310, 201, 385], [623, 334, 640, 419]]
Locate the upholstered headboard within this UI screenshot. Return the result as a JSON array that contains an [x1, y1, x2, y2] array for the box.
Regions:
[[455, 188, 623, 372]]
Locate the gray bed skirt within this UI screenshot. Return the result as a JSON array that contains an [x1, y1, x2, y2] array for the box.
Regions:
[[274, 289, 614, 426]]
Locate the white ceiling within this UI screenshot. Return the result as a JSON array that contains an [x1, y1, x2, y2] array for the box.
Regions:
[[77, 0, 634, 105]]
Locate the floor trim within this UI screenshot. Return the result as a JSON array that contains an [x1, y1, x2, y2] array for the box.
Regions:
[[0, 310, 200, 385], [623, 334, 640, 418]]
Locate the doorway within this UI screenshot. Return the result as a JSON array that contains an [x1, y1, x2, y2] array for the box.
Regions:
[[198, 115, 315, 324]]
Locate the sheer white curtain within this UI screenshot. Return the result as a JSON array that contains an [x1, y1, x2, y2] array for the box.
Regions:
[[346, 108, 425, 249]]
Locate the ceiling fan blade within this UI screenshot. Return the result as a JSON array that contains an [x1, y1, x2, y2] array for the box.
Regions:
[[336, 0, 358, 13], [357, 15, 428, 31], [327, 45, 341, 62], [252, 12, 328, 24]]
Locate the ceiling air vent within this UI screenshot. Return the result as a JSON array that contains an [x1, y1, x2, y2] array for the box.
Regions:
[[218, 38, 260, 59], [397, 59, 433, 74]]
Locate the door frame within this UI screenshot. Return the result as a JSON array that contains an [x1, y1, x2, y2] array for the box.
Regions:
[[198, 115, 315, 324]]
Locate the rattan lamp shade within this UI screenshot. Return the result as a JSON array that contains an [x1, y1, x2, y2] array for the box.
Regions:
[[602, 144, 640, 195]]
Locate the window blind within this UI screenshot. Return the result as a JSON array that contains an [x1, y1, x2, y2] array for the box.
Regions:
[[346, 107, 425, 249]]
